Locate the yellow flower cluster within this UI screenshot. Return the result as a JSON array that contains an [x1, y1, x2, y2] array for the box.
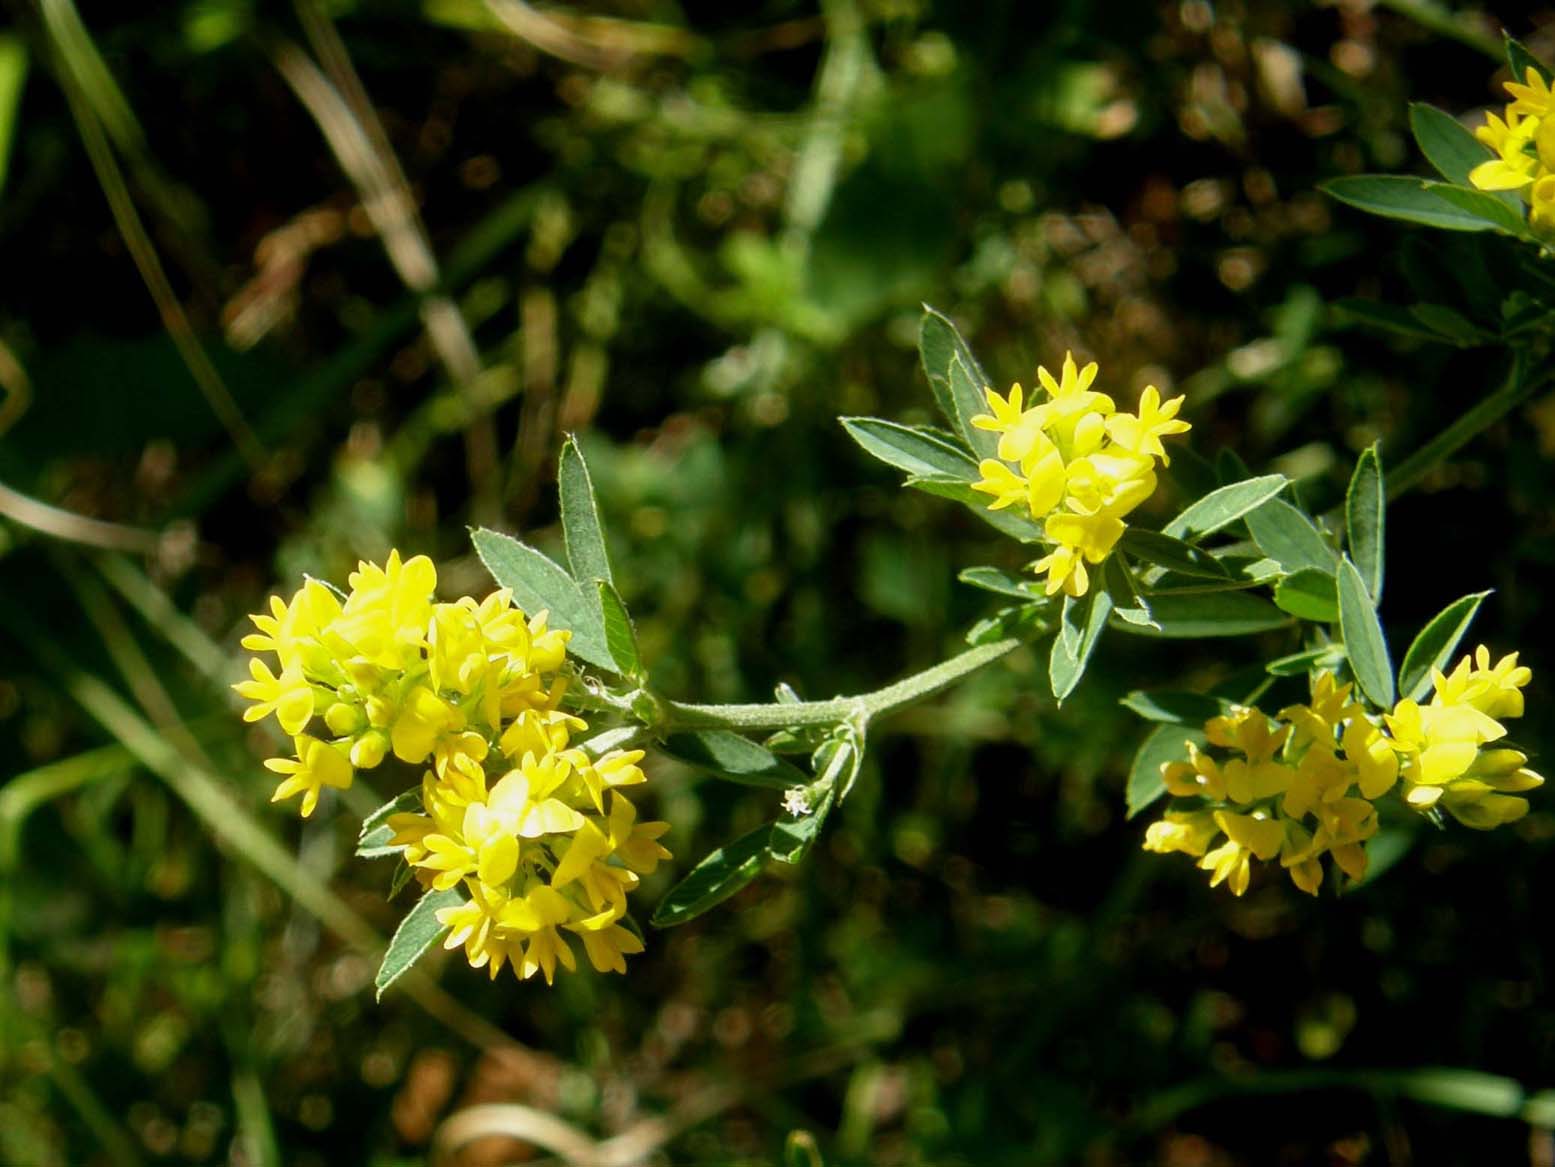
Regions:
[[969, 354, 1189, 597], [235, 551, 671, 983], [1469, 67, 1555, 233], [1143, 648, 1539, 896]]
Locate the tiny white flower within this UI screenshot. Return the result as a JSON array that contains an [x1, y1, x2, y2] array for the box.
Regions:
[[782, 787, 811, 817]]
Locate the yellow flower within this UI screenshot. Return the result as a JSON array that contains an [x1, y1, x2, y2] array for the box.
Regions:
[[1507, 66, 1555, 118], [972, 459, 1033, 511], [969, 354, 1189, 597], [237, 549, 672, 985], [1471, 107, 1542, 191], [570, 920, 645, 975], [241, 579, 342, 671], [1431, 646, 1532, 720], [233, 657, 315, 736], [1104, 386, 1190, 464], [1142, 810, 1219, 856], [971, 383, 1027, 433], [1033, 511, 1126, 597], [1162, 741, 1228, 801], [264, 734, 353, 817]]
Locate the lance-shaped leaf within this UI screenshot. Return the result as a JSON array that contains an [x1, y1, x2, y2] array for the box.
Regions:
[[1274, 568, 1340, 623], [958, 565, 1039, 599], [1244, 497, 1336, 575], [1105, 555, 1157, 628], [1266, 645, 1346, 676], [1323, 176, 1504, 232], [357, 788, 424, 859], [1335, 299, 1456, 344], [1346, 444, 1385, 603], [651, 823, 773, 927], [1424, 182, 1530, 238], [1398, 590, 1491, 701], [948, 354, 999, 459], [840, 417, 978, 480], [1507, 34, 1552, 85], [1114, 591, 1291, 638], [905, 475, 1044, 541], [472, 527, 615, 671], [659, 730, 806, 790], [558, 435, 614, 587], [376, 886, 463, 1000], [768, 787, 836, 865], [1121, 689, 1224, 725], [1050, 585, 1114, 702], [1338, 555, 1395, 707], [1120, 527, 1231, 579], [919, 306, 995, 455], [1163, 475, 1288, 542], [1127, 723, 1206, 820], [1410, 103, 1494, 186], [597, 580, 642, 681]]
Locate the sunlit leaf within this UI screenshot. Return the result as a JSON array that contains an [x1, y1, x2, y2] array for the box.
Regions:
[[1398, 590, 1491, 701], [376, 887, 462, 1000], [1338, 555, 1394, 707], [651, 823, 773, 927]]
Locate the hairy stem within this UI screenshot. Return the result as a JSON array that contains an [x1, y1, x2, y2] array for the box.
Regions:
[[661, 638, 1022, 732]]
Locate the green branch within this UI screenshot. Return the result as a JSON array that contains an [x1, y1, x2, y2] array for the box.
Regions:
[[1388, 354, 1552, 500], [661, 638, 1022, 732]]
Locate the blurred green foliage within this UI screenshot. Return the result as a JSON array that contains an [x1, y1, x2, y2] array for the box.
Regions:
[[4, 1, 1555, 1164]]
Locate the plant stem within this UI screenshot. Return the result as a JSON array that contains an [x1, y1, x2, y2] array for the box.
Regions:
[[661, 638, 1022, 732], [1387, 356, 1551, 500]]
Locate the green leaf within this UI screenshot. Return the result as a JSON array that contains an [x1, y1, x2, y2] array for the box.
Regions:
[[357, 788, 424, 859], [1398, 590, 1491, 701], [957, 565, 1039, 599], [1127, 723, 1206, 820], [1408, 303, 1492, 345], [947, 353, 998, 459], [651, 822, 773, 927], [1266, 645, 1346, 676], [659, 730, 807, 790], [1119, 528, 1230, 579], [768, 787, 836, 864], [597, 580, 642, 680], [1121, 689, 1224, 725], [1334, 299, 1456, 344], [1049, 586, 1114, 702], [1322, 175, 1503, 232], [1244, 497, 1336, 575], [1338, 555, 1395, 707], [1274, 568, 1340, 623], [389, 858, 415, 899], [1409, 103, 1492, 185], [1421, 182, 1529, 237], [1162, 474, 1288, 541], [1507, 34, 1553, 86], [905, 475, 1044, 541], [376, 886, 462, 1000], [558, 435, 614, 587], [841, 417, 978, 480], [1346, 443, 1385, 603], [1105, 555, 1157, 628], [1114, 592, 1292, 638], [811, 729, 867, 803], [0, 36, 26, 199], [919, 305, 995, 456], [1349, 825, 1415, 889], [471, 527, 615, 671], [965, 603, 1048, 646]]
